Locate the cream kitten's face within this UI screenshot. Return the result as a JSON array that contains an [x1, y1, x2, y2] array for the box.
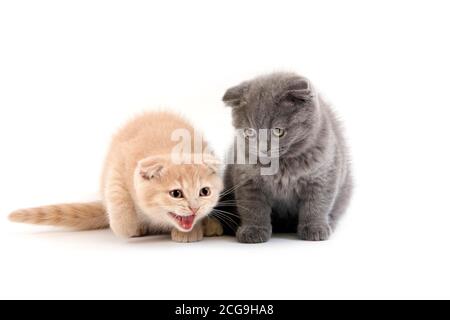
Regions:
[[134, 156, 223, 232]]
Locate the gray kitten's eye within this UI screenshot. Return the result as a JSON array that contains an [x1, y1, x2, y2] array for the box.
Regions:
[[169, 189, 184, 199], [243, 128, 256, 138], [272, 128, 286, 138]]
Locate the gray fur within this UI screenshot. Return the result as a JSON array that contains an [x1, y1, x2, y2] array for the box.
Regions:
[[222, 72, 353, 243]]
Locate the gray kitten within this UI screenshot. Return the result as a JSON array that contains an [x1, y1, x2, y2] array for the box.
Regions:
[[221, 72, 352, 243]]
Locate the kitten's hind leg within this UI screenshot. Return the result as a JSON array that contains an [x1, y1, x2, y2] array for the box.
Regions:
[[329, 174, 353, 231]]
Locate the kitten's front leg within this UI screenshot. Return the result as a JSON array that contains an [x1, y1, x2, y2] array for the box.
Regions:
[[235, 181, 272, 244], [297, 181, 335, 241], [171, 223, 204, 243], [104, 173, 143, 238]]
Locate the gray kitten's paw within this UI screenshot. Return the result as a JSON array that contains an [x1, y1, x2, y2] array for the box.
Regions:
[[297, 223, 332, 241], [236, 225, 272, 243]]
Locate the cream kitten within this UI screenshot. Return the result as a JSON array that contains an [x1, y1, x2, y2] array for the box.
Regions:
[[9, 111, 224, 242]]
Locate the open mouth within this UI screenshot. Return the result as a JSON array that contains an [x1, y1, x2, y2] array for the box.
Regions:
[[169, 213, 196, 230]]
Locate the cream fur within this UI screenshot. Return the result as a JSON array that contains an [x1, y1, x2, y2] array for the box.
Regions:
[[9, 111, 224, 242]]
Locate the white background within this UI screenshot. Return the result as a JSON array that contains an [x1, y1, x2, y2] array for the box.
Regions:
[[1, 0, 449, 300]]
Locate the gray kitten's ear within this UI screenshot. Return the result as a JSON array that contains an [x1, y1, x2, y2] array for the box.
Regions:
[[222, 83, 248, 107], [284, 78, 314, 102]]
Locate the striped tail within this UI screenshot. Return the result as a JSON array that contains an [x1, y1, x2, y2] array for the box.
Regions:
[[8, 201, 109, 230]]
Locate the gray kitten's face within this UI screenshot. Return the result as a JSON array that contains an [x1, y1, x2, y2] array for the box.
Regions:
[[223, 73, 318, 157]]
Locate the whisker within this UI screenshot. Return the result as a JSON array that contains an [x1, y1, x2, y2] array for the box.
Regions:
[[217, 200, 259, 209], [215, 216, 237, 230], [216, 204, 250, 212], [217, 200, 260, 206], [212, 209, 241, 218], [212, 214, 238, 230], [212, 208, 239, 220], [211, 213, 237, 231], [217, 199, 260, 204], [220, 179, 250, 197]]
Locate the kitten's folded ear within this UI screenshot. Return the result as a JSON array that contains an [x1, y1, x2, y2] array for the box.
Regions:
[[284, 77, 314, 102], [137, 156, 168, 180], [222, 82, 248, 107], [201, 153, 221, 174]]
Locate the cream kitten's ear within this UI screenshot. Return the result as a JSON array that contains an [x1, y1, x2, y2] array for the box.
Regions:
[[138, 156, 167, 180], [201, 153, 221, 174]]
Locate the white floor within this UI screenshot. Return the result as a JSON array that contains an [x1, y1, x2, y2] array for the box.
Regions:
[[1, 189, 449, 300]]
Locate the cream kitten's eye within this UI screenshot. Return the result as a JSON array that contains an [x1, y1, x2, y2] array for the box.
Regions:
[[199, 187, 211, 197], [272, 128, 286, 138], [243, 128, 256, 138], [169, 189, 184, 199]]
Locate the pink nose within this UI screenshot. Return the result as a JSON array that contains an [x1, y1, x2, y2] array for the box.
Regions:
[[189, 207, 199, 215]]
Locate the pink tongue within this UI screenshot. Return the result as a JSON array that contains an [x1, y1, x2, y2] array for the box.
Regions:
[[180, 215, 195, 229]]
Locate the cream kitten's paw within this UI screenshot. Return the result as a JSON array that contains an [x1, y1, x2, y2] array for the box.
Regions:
[[110, 221, 142, 238], [171, 224, 204, 243], [203, 217, 223, 237]]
